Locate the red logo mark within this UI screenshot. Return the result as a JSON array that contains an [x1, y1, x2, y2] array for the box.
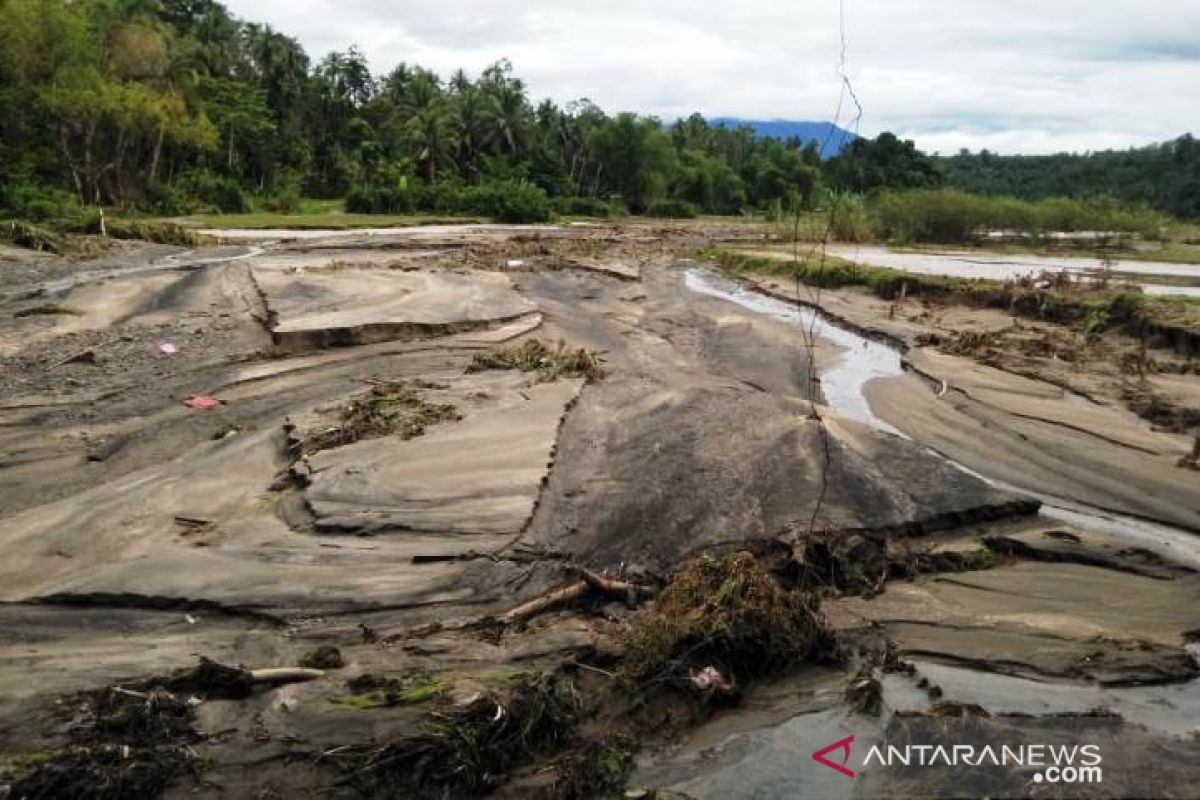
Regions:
[[812, 734, 856, 778]]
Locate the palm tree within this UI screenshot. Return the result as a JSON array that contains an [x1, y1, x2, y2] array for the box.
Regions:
[[452, 85, 488, 183], [485, 80, 531, 159], [403, 75, 455, 183]]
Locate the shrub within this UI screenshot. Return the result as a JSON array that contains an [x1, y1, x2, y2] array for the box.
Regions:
[[348, 180, 553, 223], [870, 189, 1168, 244], [463, 181, 553, 223], [263, 186, 302, 214], [642, 199, 698, 219], [143, 182, 193, 216], [413, 181, 467, 215], [0, 184, 82, 223], [176, 172, 250, 213], [553, 196, 613, 218], [826, 190, 873, 243], [346, 184, 416, 214]]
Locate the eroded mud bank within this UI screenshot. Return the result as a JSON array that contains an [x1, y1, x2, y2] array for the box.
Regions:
[[0, 224, 1196, 799]]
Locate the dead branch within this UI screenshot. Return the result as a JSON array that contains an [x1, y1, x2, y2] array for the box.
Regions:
[[499, 568, 657, 626], [500, 581, 588, 625]]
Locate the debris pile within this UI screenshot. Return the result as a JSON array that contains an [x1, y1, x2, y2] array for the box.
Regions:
[[620, 551, 832, 688], [332, 671, 578, 799], [300, 381, 461, 454], [467, 339, 605, 382]]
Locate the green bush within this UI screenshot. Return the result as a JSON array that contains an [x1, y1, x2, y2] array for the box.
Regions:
[[826, 190, 873, 243], [346, 184, 416, 214], [553, 196, 613, 218], [177, 172, 251, 214], [642, 199, 698, 219], [143, 182, 193, 216], [346, 180, 552, 223], [464, 181, 553, 223], [414, 182, 467, 215], [263, 187, 302, 214], [0, 184, 82, 223]]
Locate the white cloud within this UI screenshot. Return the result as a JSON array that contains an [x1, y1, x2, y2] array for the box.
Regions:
[[223, 0, 1200, 154]]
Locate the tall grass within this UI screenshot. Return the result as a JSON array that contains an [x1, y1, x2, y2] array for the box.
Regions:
[[870, 189, 1166, 245]]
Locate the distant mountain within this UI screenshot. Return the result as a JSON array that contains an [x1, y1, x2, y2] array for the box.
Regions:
[[709, 118, 858, 158]]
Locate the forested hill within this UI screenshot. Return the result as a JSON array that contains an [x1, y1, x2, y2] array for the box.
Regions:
[[2, 0, 1191, 225], [939, 136, 1200, 219], [708, 119, 858, 158], [0, 0, 854, 220]]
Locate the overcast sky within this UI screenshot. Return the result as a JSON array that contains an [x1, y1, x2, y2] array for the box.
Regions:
[[224, 0, 1200, 155]]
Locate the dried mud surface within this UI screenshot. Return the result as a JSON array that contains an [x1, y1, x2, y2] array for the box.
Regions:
[[0, 223, 1197, 799]]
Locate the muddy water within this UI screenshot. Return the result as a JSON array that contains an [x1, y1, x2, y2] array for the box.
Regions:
[[827, 244, 1200, 281], [646, 267, 1200, 798], [684, 266, 1200, 569], [817, 244, 1200, 298], [685, 269, 903, 434], [885, 643, 1200, 739]]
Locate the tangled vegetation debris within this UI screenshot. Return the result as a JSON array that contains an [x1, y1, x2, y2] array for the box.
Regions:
[[128, 656, 255, 700], [330, 671, 578, 799], [4, 686, 205, 799], [620, 551, 832, 688], [84, 219, 209, 248], [547, 734, 639, 800], [334, 671, 447, 709], [467, 339, 605, 382], [300, 381, 461, 455]]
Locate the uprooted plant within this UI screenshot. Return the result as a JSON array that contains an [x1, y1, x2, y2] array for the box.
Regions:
[[467, 339, 605, 382], [619, 551, 834, 693], [1, 656, 325, 800]]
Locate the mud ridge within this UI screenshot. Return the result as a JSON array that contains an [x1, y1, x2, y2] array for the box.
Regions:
[[270, 310, 542, 352], [21, 593, 287, 627], [815, 498, 1043, 541]]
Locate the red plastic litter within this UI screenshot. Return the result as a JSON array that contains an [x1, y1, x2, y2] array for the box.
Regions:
[[183, 395, 222, 409]]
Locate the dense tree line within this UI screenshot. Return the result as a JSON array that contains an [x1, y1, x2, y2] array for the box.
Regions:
[[939, 137, 1200, 220], [0, 0, 957, 223], [11, 0, 1180, 227]]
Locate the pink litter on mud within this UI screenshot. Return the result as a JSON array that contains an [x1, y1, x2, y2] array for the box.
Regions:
[[183, 395, 222, 409]]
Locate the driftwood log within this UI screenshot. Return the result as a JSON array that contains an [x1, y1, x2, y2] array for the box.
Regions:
[[499, 567, 656, 626]]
